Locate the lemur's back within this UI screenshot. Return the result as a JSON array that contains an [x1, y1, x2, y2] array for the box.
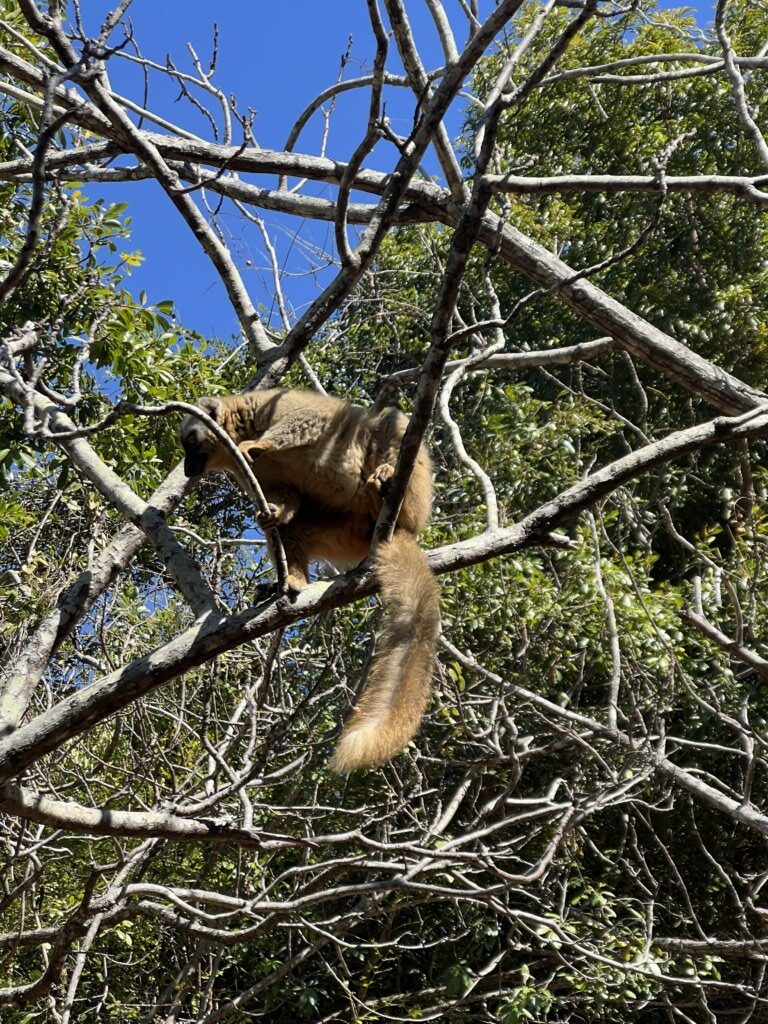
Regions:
[[218, 390, 432, 530]]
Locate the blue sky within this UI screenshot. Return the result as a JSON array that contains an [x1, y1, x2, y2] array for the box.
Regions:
[[83, 1, 467, 343], [81, 0, 713, 348]]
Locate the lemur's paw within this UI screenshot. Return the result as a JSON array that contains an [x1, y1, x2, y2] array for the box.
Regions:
[[366, 463, 395, 494], [257, 503, 280, 530], [252, 577, 303, 603], [286, 575, 306, 599]]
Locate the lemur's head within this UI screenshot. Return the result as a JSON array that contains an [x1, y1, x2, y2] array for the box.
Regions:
[[179, 397, 224, 478]]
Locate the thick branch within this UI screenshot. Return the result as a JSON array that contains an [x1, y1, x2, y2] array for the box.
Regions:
[[486, 171, 768, 204], [0, 784, 308, 849]]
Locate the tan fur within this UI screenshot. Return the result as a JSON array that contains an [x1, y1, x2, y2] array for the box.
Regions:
[[180, 389, 439, 771]]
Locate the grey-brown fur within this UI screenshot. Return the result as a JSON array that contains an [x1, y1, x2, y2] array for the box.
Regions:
[[180, 389, 439, 771]]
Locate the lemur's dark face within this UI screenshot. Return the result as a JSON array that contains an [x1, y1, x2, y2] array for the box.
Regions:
[[181, 428, 209, 478], [179, 398, 221, 478]]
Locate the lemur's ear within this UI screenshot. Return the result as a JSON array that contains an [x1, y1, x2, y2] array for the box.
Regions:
[[196, 397, 221, 422]]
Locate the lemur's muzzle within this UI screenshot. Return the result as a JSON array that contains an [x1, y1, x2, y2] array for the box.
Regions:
[[183, 446, 209, 478]]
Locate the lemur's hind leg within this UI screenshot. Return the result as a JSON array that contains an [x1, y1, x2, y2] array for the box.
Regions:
[[251, 488, 304, 601], [278, 515, 372, 592]]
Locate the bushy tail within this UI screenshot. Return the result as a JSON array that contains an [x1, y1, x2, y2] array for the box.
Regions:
[[330, 531, 440, 773]]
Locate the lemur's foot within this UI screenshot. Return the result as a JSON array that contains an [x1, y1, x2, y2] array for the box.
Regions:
[[253, 577, 303, 603], [366, 463, 395, 494], [286, 574, 306, 598], [252, 580, 279, 602]]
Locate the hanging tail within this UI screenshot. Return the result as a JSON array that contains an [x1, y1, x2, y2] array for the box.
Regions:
[[330, 531, 440, 773]]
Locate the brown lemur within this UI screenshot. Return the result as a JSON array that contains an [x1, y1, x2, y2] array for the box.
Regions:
[[179, 389, 439, 773]]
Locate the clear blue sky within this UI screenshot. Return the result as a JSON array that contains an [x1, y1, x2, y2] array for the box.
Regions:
[[82, 1, 713, 346], [84, 1, 464, 342]]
